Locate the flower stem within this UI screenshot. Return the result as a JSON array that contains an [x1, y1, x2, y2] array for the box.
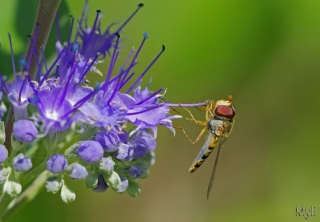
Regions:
[[25, 0, 62, 80], [0, 171, 49, 222]]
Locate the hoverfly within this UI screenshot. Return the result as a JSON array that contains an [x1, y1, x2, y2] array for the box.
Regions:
[[174, 95, 236, 199]]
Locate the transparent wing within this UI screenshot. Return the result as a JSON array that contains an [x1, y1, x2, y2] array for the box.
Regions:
[[189, 131, 213, 168], [206, 136, 227, 199]]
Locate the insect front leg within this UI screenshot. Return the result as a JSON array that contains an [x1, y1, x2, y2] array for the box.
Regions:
[[173, 126, 207, 145]]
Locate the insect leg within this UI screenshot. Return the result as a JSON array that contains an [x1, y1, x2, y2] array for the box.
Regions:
[[178, 105, 207, 126], [205, 100, 215, 121], [173, 126, 207, 145]]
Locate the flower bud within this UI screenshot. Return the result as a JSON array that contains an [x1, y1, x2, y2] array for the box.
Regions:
[[77, 140, 103, 163], [3, 168, 21, 197], [60, 181, 76, 203], [126, 180, 141, 197], [127, 165, 144, 179], [47, 154, 68, 174], [103, 171, 121, 190], [92, 174, 109, 192], [68, 163, 88, 180], [13, 120, 38, 143], [98, 157, 115, 173], [113, 143, 133, 161], [117, 177, 129, 193], [13, 154, 32, 172], [0, 144, 8, 164], [46, 176, 62, 194], [95, 131, 120, 152]]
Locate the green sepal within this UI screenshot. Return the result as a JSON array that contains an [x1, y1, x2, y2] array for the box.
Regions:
[[86, 171, 98, 189], [64, 141, 81, 158], [3, 167, 22, 197], [11, 134, 26, 152], [79, 125, 99, 141], [60, 180, 76, 203], [0, 121, 5, 144], [102, 171, 121, 190], [0, 166, 10, 183], [126, 180, 141, 197]]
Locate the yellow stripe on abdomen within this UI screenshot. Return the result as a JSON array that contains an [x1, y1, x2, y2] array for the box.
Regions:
[[189, 146, 215, 173]]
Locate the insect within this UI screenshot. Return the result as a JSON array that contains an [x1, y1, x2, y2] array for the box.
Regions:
[[174, 95, 236, 199]]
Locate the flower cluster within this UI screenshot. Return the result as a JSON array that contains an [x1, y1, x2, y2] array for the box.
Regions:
[[0, 2, 182, 203]]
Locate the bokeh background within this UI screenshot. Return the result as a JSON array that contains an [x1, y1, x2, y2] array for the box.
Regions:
[[1, 0, 320, 221]]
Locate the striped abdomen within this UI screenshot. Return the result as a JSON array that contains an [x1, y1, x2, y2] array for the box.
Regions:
[[189, 136, 218, 173]]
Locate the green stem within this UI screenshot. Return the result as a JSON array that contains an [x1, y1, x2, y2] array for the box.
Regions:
[[25, 0, 62, 80], [0, 171, 49, 222]]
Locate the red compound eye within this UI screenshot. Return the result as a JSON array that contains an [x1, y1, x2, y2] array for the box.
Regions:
[[215, 106, 235, 118]]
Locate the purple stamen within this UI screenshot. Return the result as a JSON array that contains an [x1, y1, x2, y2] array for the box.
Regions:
[[115, 3, 144, 33], [107, 69, 127, 105], [26, 23, 40, 72], [8, 33, 16, 75], [79, 52, 100, 82], [126, 104, 163, 116], [119, 71, 135, 89], [55, 67, 76, 112], [123, 47, 135, 68], [125, 33, 148, 78], [39, 47, 66, 86], [67, 16, 75, 48], [75, 0, 89, 41], [27, 35, 42, 77], [88, 10, 101, 40], [126, 45, 165, 94], [18, 76, 28, 103], [106, 33, 120, 83], [72, 86, 100, 109], [54, 64, 60, 78], [40, 46, 48, 72], [135, 87, 164, 105]]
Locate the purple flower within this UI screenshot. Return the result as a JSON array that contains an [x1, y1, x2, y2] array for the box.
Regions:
[[77, 141, 103, 163], [4, 73, 33, 120], [46, 154, 68, 174], [13, 120, 38, 143], [95, 131, 120, 152], [68, 163, 88, 180], [0, 0, 193, 199], [13, 154, 32, 172], [0, 145, 8, 164]]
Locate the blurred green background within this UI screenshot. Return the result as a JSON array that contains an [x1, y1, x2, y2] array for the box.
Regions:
[[1, 0, 320, 221]]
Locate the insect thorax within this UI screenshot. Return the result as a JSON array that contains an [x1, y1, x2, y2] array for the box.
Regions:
[[208, 118, 233, 137]]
